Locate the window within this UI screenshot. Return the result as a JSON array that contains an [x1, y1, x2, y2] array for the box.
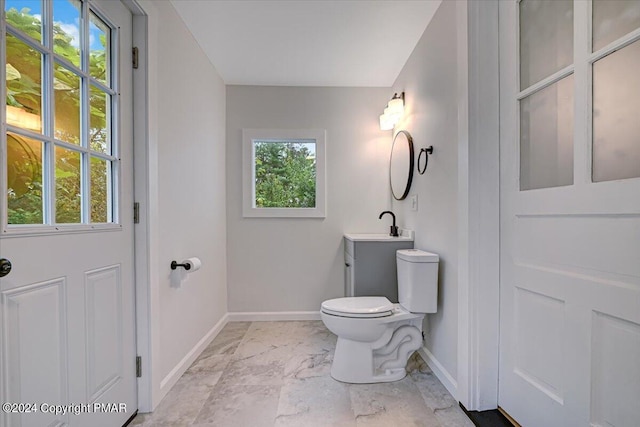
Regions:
[[242, 129, 326, 218], [591, 1, 640, 182], [3, 0, 118, 230], [518, 0, 574, 191], [517, 0, 640, 190]]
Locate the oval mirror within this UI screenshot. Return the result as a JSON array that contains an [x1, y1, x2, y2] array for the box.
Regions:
[[389, 130, 415, 200]]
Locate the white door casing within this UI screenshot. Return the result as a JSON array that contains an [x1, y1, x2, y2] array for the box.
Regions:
[[499, 1, 640, 427], [0, 1, 136, 426]]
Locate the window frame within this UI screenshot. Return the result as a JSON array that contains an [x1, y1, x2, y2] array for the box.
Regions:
[[242, 128, 326, 218], [1, 0, 121, 236]]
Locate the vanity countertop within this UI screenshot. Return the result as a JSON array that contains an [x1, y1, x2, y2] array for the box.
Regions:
[[344, 232, 414, 242]]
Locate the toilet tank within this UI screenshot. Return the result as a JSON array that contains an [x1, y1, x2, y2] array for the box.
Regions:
[[396, 249, 439, 313]]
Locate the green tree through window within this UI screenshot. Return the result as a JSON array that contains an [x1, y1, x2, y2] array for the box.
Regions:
[[254, 142, 316, 208]]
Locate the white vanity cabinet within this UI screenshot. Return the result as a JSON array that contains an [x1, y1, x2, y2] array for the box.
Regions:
[[343, 234, 414, 302]]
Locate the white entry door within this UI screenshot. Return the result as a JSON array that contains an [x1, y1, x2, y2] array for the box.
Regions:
[[0, 0, 136, 426], [499, 1, 640, 426]]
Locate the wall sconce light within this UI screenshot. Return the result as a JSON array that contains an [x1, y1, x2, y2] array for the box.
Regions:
[[379, 92, 405, 130]]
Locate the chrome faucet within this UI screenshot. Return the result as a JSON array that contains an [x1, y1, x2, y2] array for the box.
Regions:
[[379, 211, 399, 237]]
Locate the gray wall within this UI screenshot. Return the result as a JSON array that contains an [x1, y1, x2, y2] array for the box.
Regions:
[[391, 0, 460, 382], [226, 86, 393, 312], [152, 0, 228, 386]]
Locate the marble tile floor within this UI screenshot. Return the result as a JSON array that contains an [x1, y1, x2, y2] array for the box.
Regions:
[[132, 321, 474, 427]]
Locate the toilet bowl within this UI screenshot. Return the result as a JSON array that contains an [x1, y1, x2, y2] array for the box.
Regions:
[[321, 249, 439, 383]]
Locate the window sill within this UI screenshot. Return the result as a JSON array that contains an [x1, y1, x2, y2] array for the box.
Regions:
[[243, 207, 326, 218], [1, 223, 123, 238]]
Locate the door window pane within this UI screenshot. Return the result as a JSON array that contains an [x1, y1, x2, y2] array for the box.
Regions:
[[593, 0, 640, 52], [520, 0, 573, 89], [54, 63, 81, 144], [90, 157, 111, 223], [5, 0, 42, 43], [55, 147, 81, 223], [520, 75, 574, 190], [6, 33, 42, 133], [7, 132, 43, 224], [53, 0, 81, 67], [89, 12, 110, 86], [89, 85, 111, 153], [593, 40, 640, 182]]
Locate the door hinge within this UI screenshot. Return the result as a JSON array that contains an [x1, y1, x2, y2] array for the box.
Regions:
[[132, 47, 139, 69], [136, 356, 142, 378], [134, 202, 140, 224]]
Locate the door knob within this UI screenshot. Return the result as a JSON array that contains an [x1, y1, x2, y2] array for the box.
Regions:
[[0, 258, 12, 277]]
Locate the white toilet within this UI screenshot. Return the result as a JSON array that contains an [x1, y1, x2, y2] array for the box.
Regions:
[[321, 249, 439, 383]]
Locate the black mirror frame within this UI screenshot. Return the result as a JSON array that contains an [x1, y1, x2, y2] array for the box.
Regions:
[[389, 130, 415, 201]]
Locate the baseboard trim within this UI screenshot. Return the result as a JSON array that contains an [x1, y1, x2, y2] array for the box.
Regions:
[[418, 345, 458, 399], [227, 311, 321, 321], [158, 313, 229, 396]]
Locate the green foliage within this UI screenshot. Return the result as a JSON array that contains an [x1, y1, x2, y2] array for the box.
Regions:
[[6, 7, 42, 42], [254, 142, 316, 208], [54, 150, 81, 223], [5, 6, 111, 224], [6, 133, 43, 224]]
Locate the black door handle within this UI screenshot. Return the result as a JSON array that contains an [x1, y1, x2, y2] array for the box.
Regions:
[[0, 258, 12, 277]]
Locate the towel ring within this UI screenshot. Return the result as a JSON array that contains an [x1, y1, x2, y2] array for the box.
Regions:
[[417, 146, 433, 175]]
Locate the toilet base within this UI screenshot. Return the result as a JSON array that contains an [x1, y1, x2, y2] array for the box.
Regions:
[[331, 367, 407, 384], [330, 336, 409, 384]]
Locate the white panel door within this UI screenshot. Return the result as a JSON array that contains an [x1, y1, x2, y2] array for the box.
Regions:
[[499, 1, 640, 426], [0, 0, 136, 426]]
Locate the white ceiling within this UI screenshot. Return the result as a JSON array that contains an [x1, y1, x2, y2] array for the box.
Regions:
[[169, 0, 442, 87]]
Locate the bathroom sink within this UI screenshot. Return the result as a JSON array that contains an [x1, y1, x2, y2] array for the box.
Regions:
[[344, 232, 413, 242]]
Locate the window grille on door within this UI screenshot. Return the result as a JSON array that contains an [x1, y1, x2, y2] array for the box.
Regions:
[[3, 0, 119, 230]]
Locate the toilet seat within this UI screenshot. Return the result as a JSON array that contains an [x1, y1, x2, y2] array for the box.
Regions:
[[321, 297, 394, 318]]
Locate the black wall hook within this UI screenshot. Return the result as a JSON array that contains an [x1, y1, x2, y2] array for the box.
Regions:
[[417, 146, 434, 175], [171, 260, 191, 270]]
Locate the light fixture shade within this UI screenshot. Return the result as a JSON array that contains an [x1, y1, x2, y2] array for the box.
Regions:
[[387, 96, 404, 116], [384, 106, 401, 124], [379, 114, 394, 130]]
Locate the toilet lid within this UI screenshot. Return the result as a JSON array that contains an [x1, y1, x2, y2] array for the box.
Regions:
[[321, 297, 394, 318]]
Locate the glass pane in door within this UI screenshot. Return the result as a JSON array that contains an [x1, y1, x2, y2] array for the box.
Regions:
[[5, 0, 43, 43], [54, 63, 81, 144], [593, 0, 640, 52], [5, 33, 42, 133], [52, 0, 81, 67], [520, 0, 573, 89], [90, 157, 111, 223], [89, 12, 111, 86], [593, 40, 640, 182], [7, 132, 44, 224], [89, 85, 111, 153], [55, 146, 82, 223], [520, 75, 574, 191]]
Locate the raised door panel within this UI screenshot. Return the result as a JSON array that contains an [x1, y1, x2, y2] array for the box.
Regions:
[[591, 312, 640, 427], [85, 265, 123, 403], [1, 279, 68, 427], [513, 287, 565, 405]]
